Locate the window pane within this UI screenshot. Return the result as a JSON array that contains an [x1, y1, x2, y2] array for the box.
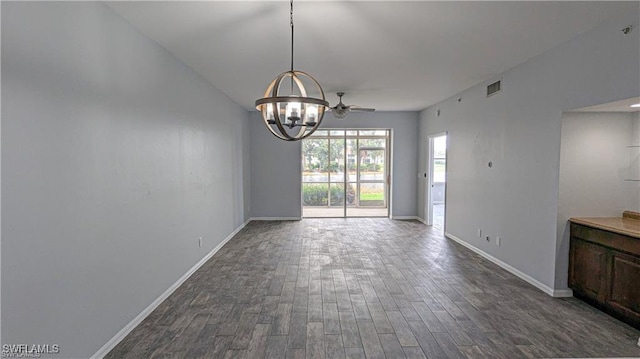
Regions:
[[359, 138, 386, 149], [310, 130, 328, 137], [346, 131, 358, 136], [346, 139, 358, 182], [434, 136, 446, 157], [359, 149, 385, 181], [359, 183, 385, 207], [303, 183, 328, 207], [346, 183, 357, 207], [302, 139, 328, 179], [330, 130, 345, 136], [433, 135, 446, 183], [434, 159, 446, 183], [303, 173, 329, 182], [329, 139, 345, 182], [359, 130, 387, 136], [329, 183, 345, 207]]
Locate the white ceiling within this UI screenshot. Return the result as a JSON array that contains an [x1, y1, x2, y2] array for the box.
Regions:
[[107, 1, 636, 112], [572, 97, 640, 113]]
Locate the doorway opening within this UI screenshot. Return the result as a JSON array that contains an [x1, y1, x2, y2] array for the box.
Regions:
[[427, 133, 447, 229], [302, 129, 390, 218]]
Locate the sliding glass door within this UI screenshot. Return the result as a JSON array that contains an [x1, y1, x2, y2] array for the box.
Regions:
[[302, 129, 389, 218]]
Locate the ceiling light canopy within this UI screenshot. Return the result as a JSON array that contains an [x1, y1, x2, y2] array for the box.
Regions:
[[255, 0, 328, 141]]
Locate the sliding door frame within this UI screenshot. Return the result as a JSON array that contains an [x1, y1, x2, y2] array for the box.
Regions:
[[301, 129, 390, 218]]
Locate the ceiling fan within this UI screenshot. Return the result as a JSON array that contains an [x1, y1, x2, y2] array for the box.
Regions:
[[330, 92, 376, 120]]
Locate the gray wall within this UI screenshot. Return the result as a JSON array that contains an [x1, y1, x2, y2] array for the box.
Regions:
[[250, 111, 419, 218], [2, 2, 249, 357], [635, 113, 640, 204], [557, 112, 640, 289], [249, 112, 303, 219], [418, 11, 639, 292]]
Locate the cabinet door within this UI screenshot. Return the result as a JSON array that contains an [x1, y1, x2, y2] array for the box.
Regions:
[[569, 239, 607, 301], [608, 251, 640, 324]]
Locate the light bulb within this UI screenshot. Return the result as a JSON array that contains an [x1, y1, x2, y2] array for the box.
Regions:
[[307, 104, 318, 119], [287, 102, 301, 120], [267, 104, 274, 119]]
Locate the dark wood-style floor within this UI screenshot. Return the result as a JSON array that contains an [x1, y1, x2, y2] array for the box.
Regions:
[[106, 219, 640, 358]]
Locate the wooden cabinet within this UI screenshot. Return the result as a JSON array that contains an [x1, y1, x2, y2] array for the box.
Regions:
[[569, 238, 607, 301], [609, 251, 640, 319], [569, 221, 640, 330]]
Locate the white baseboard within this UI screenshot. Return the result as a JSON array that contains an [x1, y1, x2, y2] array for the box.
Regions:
[[551, 289, 574, 297], [250, 217, 301, 221], [444, 232, 573, 298], [91, 220, 250, 359], [415, 217, 427, 224]]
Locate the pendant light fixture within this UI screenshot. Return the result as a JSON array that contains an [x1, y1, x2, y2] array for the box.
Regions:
[[255, 0, 329, 141]]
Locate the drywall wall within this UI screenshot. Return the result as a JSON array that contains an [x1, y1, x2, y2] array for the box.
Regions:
[[2, 2, 249, 357], [637, 112, 640, 206], [635, 112, 640, 206], [249, 112, 303, 219], [556, 111, 640, 289], [418, 10, 639, 292], [249, 111, 419, 218], [242, 107, 252, 222]]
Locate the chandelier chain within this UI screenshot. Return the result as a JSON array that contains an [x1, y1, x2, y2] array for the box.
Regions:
[[255, 0, 328, 141], [290, 0, 294, 73]]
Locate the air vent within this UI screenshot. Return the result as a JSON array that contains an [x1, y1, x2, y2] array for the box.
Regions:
[[487, 80, 501, 97]]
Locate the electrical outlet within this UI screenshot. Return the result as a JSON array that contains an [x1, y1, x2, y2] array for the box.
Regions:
[[485, 236, 490, 243], [496, 236, 501, 247], [477, 229, 482, 238], [198, 237, 203, 247]]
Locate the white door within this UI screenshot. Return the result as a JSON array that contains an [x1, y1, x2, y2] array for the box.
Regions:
[[427, 133, 447, 228]]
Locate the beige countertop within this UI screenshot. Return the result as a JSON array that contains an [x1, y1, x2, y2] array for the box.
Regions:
[[569, 216, 640, 239]]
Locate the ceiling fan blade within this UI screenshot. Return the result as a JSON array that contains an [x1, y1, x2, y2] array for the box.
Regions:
[[350, 107, 376, 112]]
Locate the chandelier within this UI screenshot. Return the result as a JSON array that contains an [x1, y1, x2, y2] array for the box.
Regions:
[[255, 0, 329, 141]]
